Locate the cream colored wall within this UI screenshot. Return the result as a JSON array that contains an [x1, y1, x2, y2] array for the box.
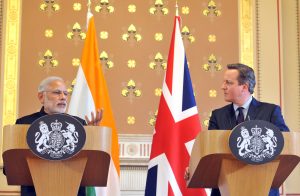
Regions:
[[281, 0, 300, 194], [254, 0, 300, 195]]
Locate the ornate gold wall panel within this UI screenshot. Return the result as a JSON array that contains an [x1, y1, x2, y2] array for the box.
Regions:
[[239, 0, 254, 68], [15, 0, 239, 134], [1, 0, 21, 128]]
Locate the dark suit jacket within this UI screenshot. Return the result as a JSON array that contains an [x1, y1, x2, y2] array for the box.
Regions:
[[15, 107, 86, 196], [208, 97, 289, 196]]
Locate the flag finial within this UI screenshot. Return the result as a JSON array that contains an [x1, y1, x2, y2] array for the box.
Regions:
[[87, 0, 91, 12], [176, 1, 179, 16]]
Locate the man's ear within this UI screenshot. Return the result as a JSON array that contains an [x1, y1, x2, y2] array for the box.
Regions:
[[243, 82, 250, 92], [37, 92, 44, 104]]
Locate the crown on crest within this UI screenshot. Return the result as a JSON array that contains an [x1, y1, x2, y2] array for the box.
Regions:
[[51, 120, 62, 131], [251, 125, 262, 136]]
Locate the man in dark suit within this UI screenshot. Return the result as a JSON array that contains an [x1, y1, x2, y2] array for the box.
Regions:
[[209, 63, 289, 196], [14, 76, 102, 196]]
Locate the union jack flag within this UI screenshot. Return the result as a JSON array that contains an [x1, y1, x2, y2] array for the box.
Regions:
[[145, 15, 207, 196]]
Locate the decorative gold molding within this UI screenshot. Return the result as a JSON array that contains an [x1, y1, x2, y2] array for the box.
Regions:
[[2, 0, 21, 126], [239, 0, 254, 68]]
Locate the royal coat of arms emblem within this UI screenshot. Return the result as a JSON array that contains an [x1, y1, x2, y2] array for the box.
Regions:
[[27, 114, 86, 160], [229, 120, 284, 165]]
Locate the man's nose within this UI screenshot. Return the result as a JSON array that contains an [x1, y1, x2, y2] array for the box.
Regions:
[[221, 82, 226, 90], [59, 92, 68, 99]]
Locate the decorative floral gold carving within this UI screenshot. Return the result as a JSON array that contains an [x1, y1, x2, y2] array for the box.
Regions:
[[122, 24, 142, 42], [240, 0, 253, 67], [73, 3, 81, 11], [100, 31, 108, 39], [203, 119, 209, 127], [127, 116, 136, 125], [100, 51, 114, 69], [154, 33, 163, 41], [2, 0, 21, 126], [154, 88, 162, 96], [149, 0, 169, 15], [149, 110, 158, 126], [45, 29, 53, 38], [181, 26, 195, 43], [202, 54, 222, 72], [40, 0, 60, 12], [127, 60, 136, 68], [121, 80, 142, 99], [128, 4, 136, 13], [209, 89, 217, 97], [181, 6, 190, 15], [149, 52, 166, 70], [203, 0, 221, 17], [208, 34, 216, 42], [68, 78, 77, 94], [38, 50, 58, 68], [95, 0, 114, 13], [67, 23, 86, 40], [72, 58, 80, 67]]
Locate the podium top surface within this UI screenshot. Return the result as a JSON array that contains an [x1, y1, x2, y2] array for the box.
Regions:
[[2, 125, 112, 186], [2, 125, 111, 152], [188, 130, 300, 188]]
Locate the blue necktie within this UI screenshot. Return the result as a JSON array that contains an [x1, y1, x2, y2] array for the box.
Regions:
[[236, 107, 244, 125]]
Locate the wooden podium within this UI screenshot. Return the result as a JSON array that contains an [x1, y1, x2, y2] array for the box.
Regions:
[[2, 125, 112, 196], [187, 130, 300, 196]]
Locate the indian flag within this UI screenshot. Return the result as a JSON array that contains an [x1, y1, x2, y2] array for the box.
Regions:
[[68, 10, 120, 196]]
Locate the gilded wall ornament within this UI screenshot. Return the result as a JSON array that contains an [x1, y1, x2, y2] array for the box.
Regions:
[[181, 26, 195, 43], [208, 34, 216, 42], [38, 49, 58, 68], [203, 0, 221, 17], [149, 0, 169, 15], [202, 111, 212, 128], [154, 33, 163, 41], [181, 6, 190, 15], [149, 110, 158, 126], [203, 119, 209, 127], [73, 3, 81, 11], [67, 23, 86, 41], [122, 24, 142, 42], [154, 88, 162, 96], [100, 51, 114, 69], [100, 31, 109, 39], [72, 58, 80, 67], [127, 116, 136, 125], [40, 0, 60, 12], [127, 60, 136, 68], [149, 52, 166, 70], [121, 80, 142, 102], [68, 79, 77, 94], [202, 54, 222, 72], [209, 89, 217, 97], [95, 0, 114, 13], [128, 4, 136, 13], [44, 29, 53, 38]]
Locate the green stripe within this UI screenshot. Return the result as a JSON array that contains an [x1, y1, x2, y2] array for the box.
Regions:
[[86, 186, 96, 196]]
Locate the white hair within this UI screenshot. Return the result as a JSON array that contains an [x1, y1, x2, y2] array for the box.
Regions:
[[38, 76, 64, 92]]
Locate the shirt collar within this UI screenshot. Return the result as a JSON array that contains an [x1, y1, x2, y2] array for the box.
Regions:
[[233, 96, 252, 111]]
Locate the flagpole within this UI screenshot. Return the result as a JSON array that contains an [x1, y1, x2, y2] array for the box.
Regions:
[[176, 1, 179, 16], [87, 0, 91, 11]]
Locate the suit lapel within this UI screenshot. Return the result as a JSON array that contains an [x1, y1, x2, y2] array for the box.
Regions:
[[246, 97, 260, 121], [226, 104, 236, 129]]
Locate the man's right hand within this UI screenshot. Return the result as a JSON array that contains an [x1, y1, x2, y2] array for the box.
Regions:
[[184, 167, 190, 181]]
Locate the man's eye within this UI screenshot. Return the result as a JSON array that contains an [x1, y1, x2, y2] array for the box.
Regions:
[[53, 91, 61, 94]]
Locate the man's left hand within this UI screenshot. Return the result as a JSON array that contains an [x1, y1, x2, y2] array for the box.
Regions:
[[85, 109, 103, 126]]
